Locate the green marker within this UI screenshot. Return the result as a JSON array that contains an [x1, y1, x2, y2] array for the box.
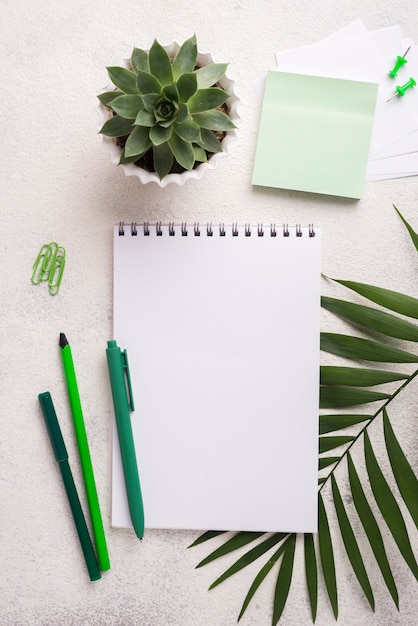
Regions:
[[60, 333, 110, 571], [38, 391, 101, 582]]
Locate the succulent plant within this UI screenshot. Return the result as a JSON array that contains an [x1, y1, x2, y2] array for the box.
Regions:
[[98, 35, 236, 179]]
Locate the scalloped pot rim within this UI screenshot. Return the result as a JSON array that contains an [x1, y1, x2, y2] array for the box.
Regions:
[[97, 42, 240, 187]]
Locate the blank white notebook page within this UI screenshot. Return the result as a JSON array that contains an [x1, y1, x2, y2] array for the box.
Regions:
[[111, 223, 321, 533]]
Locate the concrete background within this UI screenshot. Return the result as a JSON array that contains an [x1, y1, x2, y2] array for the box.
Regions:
[[1, 1, 418, 625]]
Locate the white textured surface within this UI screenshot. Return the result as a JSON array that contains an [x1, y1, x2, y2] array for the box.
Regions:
[[1, 1, 418, 625]]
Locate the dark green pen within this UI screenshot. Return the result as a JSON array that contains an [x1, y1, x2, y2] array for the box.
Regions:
[[38, 391, 101, 581], [106, 340, 144, 538]]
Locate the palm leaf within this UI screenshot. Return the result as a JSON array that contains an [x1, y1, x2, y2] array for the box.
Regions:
[[319, 436, 355, 453], [321, 333, 418, 362], [325, 279, 418, 319], [320, 366, 408, 386], [195, 531, 264, 568], [272, 534, 296, 625], [383, 408, 418, 529], [209, 533, 286, 589], [347, 452, 399, 608], [364, 431, 418, 581], [304, 534, 318, 622], [319, 414, 371, 434], [320, 385, 390, 408], [321, 296, 418, 340], [237, 540, 289, 622], [331, 475, 375, 610], [318, 494, 338, 619], [192, 207, 418, 623], [394, 205, 418, 252]]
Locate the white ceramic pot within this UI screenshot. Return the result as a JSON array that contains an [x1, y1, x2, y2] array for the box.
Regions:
[[97, 43, 240, 187]]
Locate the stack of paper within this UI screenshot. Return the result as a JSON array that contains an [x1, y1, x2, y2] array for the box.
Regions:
[[253, 20, 418, 190]]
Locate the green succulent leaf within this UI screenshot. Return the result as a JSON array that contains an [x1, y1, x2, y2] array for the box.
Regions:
[[141, 93, 160, 113], [97, 91, 121, 107], [272, 534, 296, 625], [172, 34, 197, 78], [347, 452, 399, 608], [321, 332, 418, 362], [304, 534, 318, 622], [331, 475, 375, 610], [320, 386, 390, 408], [162, 82, 179, 103], [383, 409, 418, 529], [153, 142, 173, 179], [195, 63, 228, 88], [134, 109, 155, 127], [198, 128, 223, 153], [319, 414, 371, 435], [177, 102, 189, 124], [169, 132, 195, 170], [106, 66, 138, 94], [326, 278, 418, 320], [193, 145, 207, 162], [188, 88, 229, 114], [98, 114, 133, 137], [193, 109, 236, 131], [149, 124, 172, 146], [318, 495, 338, 619], [124, 124, 151, 157], [131, 47, 149, 73], [118, 148, 142, 165], [320, 365, 408, 387], [136, 71, 162, 95], [364, 430, 418, 580], [176, 72, 198, 102], [149, 39, 173, 86], [321, 296, 418, 341], [174, 118, 201, 143], [109, 95, 143, 119]]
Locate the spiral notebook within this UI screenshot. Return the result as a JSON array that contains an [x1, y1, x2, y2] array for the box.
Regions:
[[111, 222, 321, 533]]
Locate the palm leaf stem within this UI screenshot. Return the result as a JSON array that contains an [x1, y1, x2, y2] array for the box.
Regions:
[[318, 366, 418, 492]]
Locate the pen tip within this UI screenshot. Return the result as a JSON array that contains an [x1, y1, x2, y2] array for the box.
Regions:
[[59, 333, 68, 348]]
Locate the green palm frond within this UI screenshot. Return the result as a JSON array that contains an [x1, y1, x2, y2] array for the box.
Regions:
[[190, 206, 418, 624]]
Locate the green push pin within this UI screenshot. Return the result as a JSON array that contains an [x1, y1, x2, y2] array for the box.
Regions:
[[386, 77, 416, 102], [388, 46, 411, 78]]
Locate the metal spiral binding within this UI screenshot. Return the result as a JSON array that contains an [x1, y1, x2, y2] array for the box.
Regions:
[[119, 222, 316, 237]]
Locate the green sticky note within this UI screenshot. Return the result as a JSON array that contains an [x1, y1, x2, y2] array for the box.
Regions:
[[252, 71, 378, 199]]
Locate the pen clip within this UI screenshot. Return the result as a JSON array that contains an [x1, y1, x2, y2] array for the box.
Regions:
[[122, 349, 135, 411]]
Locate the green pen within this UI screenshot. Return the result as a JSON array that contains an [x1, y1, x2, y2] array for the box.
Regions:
[[106, 340, 144, 539], [59, 333, 110, 571], [38, 391, 101, 582]]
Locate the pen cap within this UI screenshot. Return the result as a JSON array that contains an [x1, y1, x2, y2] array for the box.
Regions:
[[38, 392, 68, 462], [106, 340, 134, 411]]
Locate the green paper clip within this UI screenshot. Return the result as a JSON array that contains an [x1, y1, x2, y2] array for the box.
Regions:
[[32, 242, 58, 284], [48, 246, 66, 295], [32, 242, 66, 295], [389, 46, 411, 78]]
